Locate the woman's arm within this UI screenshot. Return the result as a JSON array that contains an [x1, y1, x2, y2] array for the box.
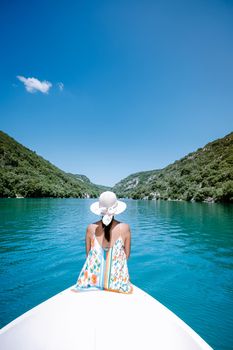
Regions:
[[85, 224, 92, 257], [124, 224, 131, 259]]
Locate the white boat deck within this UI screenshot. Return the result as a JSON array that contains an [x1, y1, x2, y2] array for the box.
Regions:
[[0, 284, 213, 349]]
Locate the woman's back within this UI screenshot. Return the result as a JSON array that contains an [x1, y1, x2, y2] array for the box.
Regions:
[[72, 220, 133, 294], [92, 219, 126, 247]]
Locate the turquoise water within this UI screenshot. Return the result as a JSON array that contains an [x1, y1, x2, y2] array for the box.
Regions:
[[0, 198, 232, 349]]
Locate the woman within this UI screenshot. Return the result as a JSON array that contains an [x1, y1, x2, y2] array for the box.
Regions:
[[71, 191, 133, 294]]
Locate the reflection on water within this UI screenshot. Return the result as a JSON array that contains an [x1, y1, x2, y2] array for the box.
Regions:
[[0, 198, 232, 349]]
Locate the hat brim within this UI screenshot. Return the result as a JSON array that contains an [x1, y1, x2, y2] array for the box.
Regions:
[[90, 200, 127, 215]]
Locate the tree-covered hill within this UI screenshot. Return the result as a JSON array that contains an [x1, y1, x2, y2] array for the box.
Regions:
[[0, 131, 108, 198], [113, 132, 233, 203], [1, 130, 232, 202]]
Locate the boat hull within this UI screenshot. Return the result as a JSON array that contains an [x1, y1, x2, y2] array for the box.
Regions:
[[0, 284, 212, 349]]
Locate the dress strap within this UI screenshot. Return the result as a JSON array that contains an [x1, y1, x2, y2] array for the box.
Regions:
[[119, 222, 122, 240], [119, 222, 124, 246]]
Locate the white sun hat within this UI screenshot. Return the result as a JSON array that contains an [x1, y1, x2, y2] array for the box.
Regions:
[[90, 191, 127, 226]]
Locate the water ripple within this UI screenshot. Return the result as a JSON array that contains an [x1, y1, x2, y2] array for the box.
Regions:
[[0, 198, 233, 349]]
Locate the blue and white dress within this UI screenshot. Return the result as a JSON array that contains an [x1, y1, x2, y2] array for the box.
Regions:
[[72, 227, 133, 294]]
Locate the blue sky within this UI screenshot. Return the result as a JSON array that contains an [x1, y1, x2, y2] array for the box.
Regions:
[[0, 0, 232, 186]]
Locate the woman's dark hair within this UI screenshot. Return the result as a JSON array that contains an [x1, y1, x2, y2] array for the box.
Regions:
[[101, 216, 114, 242]]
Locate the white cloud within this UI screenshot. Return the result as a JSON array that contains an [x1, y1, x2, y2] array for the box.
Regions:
[[17, 75, 52, 94], [57, 82, 64, 91]]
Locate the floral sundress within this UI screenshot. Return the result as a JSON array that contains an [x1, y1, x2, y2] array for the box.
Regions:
[[72, 226, 133, 294]]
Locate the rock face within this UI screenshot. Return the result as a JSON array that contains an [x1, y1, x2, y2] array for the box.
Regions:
[[16, 193, 24, 198], [203, 197, 215, 203], [124, 178, 139, 190]]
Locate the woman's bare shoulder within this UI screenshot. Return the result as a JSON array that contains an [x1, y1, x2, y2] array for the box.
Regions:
[[86, 221, 100, 237], [120, 222, 130, 229], [88, 220, 101, 228], [119, 222, 131, 238], [88, 220, 102, 229]]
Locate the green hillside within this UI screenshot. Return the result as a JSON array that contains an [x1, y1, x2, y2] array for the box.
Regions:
[[1, 130, 232, 202], [0, 131, 106, 198], [113, 132, 233, 203]]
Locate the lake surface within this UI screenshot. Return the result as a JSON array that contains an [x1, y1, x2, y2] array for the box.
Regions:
[[0, 198, 232, 349]]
